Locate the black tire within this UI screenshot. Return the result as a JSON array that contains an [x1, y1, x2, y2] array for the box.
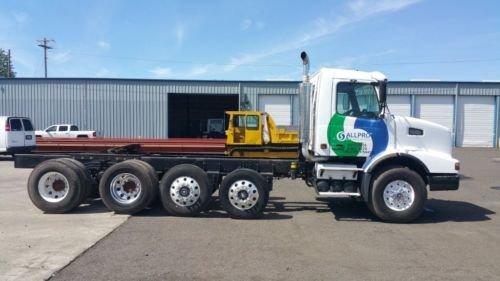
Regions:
[[129, 159, 159, 206], [27, 159, 85, 213], [368, 166, 427, 223], [99, 160, 154, 214], [53, 158, 92, 204], [159, 164, 211, 216], [219, 169, 269, 219]]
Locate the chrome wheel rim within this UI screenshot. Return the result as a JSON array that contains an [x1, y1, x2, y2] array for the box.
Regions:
[[170, 176, 200, 207], [38, 172, 69, 203], [228, 180, 259, 210], [383, 180, 415, 211], [110, 173, 142, 205]]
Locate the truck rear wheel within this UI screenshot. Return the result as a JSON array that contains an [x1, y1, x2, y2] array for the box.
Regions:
[[53, 158, 93, 204], [159, 164, 211, 216], [368, 167, 427, 223], [27, 159, 85, 213], [99, 160, 154, 214], [219, 169, 269, 219], [128, 159, 159, 206]]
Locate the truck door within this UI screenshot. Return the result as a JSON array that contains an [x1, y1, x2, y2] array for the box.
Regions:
[[7, 118, 24, 148], [57, 125, 70, 137], [328, 82, 388, 158], [243, 115, 262, 145], [45, 125, 57, 137], [232, 115, 246, 144], [22, 119, 35, 147]]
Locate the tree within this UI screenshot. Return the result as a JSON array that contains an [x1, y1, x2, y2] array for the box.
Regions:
[[0, 48, 16, 78]]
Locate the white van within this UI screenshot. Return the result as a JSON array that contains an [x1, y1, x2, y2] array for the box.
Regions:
[[0, 116, 36, 155]]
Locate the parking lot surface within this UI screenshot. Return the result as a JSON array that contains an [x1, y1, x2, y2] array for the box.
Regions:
[[1, 148, 499, 281], [0, 158, 128, 281], [47, 148, 500, 281]]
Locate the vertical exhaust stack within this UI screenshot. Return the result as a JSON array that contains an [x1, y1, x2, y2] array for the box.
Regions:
[[299, 52, 312, 159]]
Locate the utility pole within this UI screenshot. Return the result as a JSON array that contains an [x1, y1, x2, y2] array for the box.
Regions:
[[37, 38, 54, 78], [7, 49, 11, 78]]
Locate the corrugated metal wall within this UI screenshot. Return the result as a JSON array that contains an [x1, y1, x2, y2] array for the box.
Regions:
[[0, 78, 298, 138], [388, 81, 500, 148], [0, 79, 498, 145]]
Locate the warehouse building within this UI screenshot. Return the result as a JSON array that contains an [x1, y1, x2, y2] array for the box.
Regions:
[[0, 78, 499, 147]]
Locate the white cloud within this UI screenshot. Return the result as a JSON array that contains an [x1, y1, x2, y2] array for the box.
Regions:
[[241, 19, 253, 31], [97, 40, 110, 50], [95, 67, 114, 78], [240, 19, 265, 31], [11, 11, 29, 24], [331, 49, 397, 68], [174, 24, 185, 46], [226, 0, 421, 70], [188, 64, 212, 77], [50, 51, 71, 64], [150, 67, 172, 78]]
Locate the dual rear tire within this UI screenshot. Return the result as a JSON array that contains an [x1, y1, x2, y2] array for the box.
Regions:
[[99, 160, 158, 214], [28, 158, 92, 213]]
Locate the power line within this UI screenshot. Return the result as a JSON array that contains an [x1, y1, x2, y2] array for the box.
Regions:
[[37, 38, 54, 78], [366, 57, 500, 66], [59, 50, 500, 68]]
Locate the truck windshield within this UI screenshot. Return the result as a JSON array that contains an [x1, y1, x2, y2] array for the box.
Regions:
[[336, 82, 380, 118]]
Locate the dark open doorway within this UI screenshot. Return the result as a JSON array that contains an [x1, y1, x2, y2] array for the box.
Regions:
[[168, 94, 239, 138]]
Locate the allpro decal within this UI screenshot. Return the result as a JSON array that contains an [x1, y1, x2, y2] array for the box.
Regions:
[[327, 113, 388, 157]]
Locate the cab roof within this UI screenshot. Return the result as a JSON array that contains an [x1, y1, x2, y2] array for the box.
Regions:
[[225, 111, 263, 115], [313, 68, 387, 82]]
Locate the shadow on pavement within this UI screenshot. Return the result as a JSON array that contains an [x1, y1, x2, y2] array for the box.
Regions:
[[0, 156, 14, 162], [61, 195, 495, 224], [135, 197, 293, 220], [459, 174, 473, 181], [68, 198, 110, 214], [417, 198, 495, 223]]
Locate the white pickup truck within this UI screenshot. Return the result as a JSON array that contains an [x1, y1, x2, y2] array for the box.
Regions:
[[36, 124, 97, 138]]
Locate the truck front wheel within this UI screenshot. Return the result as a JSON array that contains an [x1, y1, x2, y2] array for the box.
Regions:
[[219, 169, 269, 219], [368, 167, 427, 223]]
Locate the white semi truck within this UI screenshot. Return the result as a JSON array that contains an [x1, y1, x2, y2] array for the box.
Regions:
[[14, 52, 459, 222]]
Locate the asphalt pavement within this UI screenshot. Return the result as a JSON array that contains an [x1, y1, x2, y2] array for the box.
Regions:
[[50, 148, 500, 281]]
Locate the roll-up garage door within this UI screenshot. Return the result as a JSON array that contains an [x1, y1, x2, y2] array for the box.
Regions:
[[416, 96, 454, 131], [258, 95, 291, 126], [457, 96, 495, 147], [387, 95, 411, 117]]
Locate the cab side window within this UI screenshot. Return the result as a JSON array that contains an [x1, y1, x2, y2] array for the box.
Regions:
[[233, 116, 245, 127], [46, 126, 57, 132], [10, 119, 23, 131], [22, 119, 34, 131], [58, 126, 68, 132], [246, 115, 259, 130], [70, 125, 79, 131]]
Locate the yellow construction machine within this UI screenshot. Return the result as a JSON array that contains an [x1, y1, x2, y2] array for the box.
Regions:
[[225, 111, 299, 158]]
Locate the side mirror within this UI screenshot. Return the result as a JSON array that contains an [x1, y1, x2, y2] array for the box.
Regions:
[[379, 79, 387, 106]]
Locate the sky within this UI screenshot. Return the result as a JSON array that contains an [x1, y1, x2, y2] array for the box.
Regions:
[[1, 0, 499, 81]]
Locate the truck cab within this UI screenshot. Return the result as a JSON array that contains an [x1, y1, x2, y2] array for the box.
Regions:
[[300, 52, 459, 222]]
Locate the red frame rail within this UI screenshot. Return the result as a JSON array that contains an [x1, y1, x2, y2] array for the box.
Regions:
[[35, 137, 227, 154]]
